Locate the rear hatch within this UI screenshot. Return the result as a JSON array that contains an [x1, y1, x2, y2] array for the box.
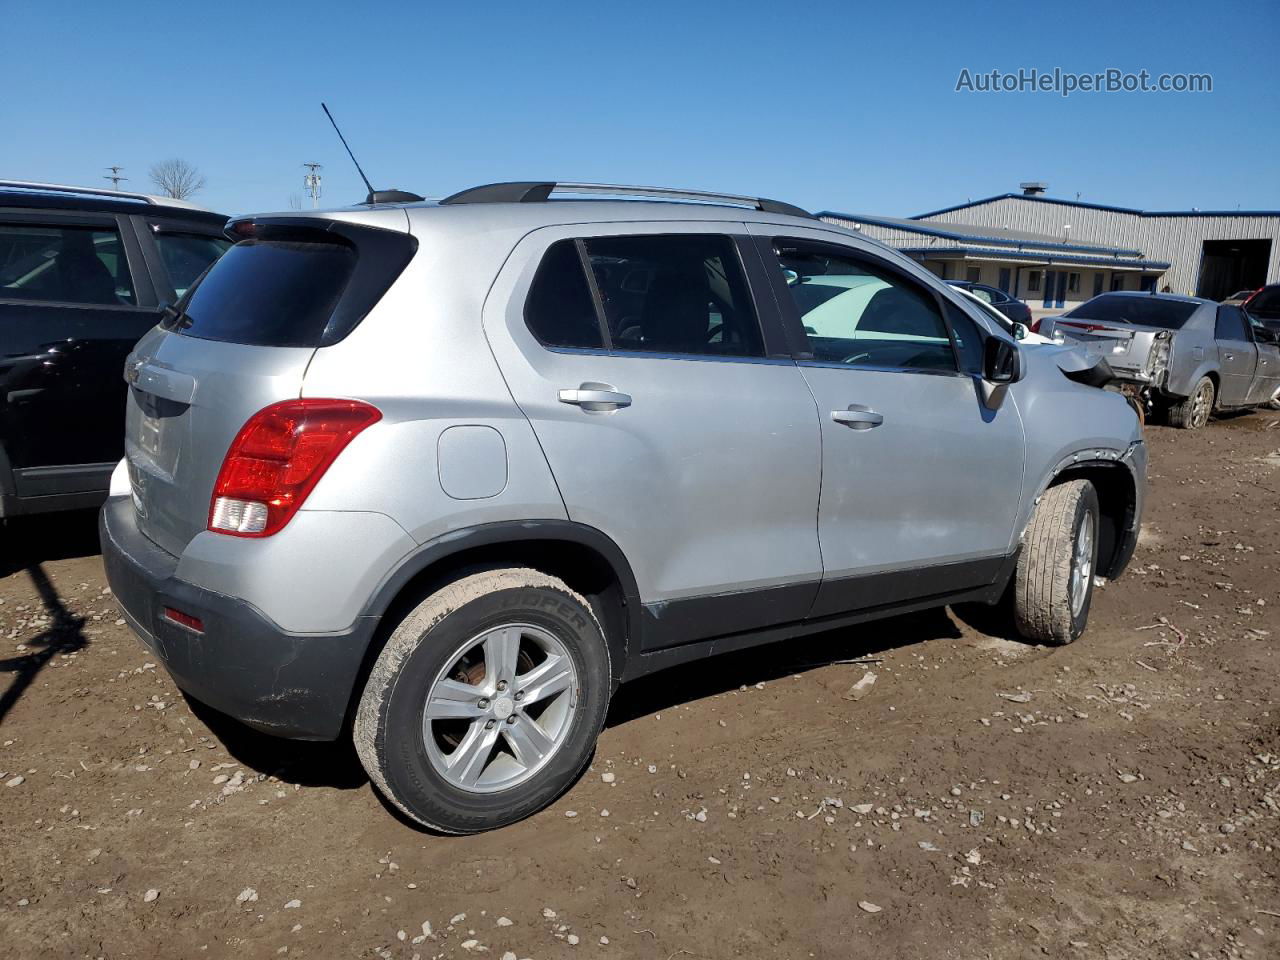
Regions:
[[124, 215, 415, 557]]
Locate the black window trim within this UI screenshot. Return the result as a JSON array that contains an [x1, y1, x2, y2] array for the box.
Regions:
[[525, 231, 787, 364], [753, 234, 972, 378]]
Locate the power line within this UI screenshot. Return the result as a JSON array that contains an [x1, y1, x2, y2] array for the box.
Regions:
[[104, 166, 127, 189], [302, 162, 323, 208]]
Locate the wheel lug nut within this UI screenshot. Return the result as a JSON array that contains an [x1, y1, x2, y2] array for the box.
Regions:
[[496, 680, 508, 692], [485, 719, 496, 730], [478, 698, 489, 709], [506, 715, 517, 724], [514, 691, 525, 702]]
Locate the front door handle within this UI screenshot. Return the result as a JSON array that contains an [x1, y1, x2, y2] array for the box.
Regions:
[[831, 405, 884, 429], [559, 383, 632, 412]]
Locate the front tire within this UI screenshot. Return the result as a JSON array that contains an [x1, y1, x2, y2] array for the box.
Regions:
[[354, 568, 611, 834], [1013, 480, 1100, 646], [1168, 376, 1215, 429]]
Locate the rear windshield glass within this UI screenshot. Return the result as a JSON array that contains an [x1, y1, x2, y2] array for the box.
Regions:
[[172, 239, 355, 346], [1065, 294, 1197, 330]]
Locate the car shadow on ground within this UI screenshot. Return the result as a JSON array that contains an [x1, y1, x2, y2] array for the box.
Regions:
[[0, 563, 89, 726], [605, 606, 961, 728], [0, 508, 103, 577], [191, 606, 965, 807], [0, 509, 100, 726]]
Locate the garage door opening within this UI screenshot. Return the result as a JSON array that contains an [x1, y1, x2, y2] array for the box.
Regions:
[[1196, 238, 1272, 300]]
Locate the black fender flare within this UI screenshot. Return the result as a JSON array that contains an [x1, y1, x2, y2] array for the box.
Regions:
[[355, 519, 643, 681]]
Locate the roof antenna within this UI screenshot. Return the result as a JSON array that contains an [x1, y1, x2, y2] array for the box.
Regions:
[[321, 102, 423, 206]]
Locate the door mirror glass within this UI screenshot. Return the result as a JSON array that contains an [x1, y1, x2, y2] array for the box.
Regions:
[[1011, 321, 1030, 341], [983, 337, 1021, 383]]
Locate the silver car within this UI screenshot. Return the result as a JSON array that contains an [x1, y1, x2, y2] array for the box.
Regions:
[[100, 182, 1146, 833], [1039, 292, 1280, 428]]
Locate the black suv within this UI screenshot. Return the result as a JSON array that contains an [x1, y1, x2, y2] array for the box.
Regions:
[[0, 181, 228, 518]]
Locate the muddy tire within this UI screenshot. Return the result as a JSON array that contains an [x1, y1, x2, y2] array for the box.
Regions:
[[1167, 376, 1214, 429], [354, 567, 611, 834], [1013, 480, 1100, 646]]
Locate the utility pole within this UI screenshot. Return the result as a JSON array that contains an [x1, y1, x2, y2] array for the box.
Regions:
[[302, 162, 323, 208], [104, 166, 127, 189]]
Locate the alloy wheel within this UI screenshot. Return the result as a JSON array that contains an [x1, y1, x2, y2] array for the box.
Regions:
[[1191, 381, 1213, 428], [1070, 511, 1094, 618], [422, 623, 578, 794]]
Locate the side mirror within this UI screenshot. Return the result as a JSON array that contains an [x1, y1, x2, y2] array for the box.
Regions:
[[983, 336, 1022, 383], [1011, 321, 1030, 341]]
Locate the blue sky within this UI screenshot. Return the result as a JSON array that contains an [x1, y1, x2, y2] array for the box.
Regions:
[[6, 0, 1278, 217]]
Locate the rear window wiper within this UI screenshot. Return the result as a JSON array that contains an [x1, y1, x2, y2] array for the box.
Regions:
[[160, 301, 194, 330]]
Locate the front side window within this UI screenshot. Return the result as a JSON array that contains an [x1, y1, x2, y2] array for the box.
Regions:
[[523, 234, 764, 358], [154, 231, 231, 298], [774, 243, 956, 372], [0, 222, 135, 305]]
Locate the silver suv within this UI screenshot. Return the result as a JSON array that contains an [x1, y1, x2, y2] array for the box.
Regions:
[[101, 182, 1146, 833]]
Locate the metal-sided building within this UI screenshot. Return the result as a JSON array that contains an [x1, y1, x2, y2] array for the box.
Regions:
[[820, 185, 1280, 312]]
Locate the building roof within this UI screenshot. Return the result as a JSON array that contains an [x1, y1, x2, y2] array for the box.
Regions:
[[817, 210, 1144, 257], [895, 245, 1171, 271], [912, 192, 1280, 220]]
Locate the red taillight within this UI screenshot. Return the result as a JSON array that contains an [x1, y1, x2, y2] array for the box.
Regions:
[[1029, 317, 1042, 333], [163, 607, 204, 633], [209, 398, 381, 538]]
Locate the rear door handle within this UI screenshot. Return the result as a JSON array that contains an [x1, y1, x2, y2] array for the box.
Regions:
[[558, 384, 632, 411], [831, 405, 884, 429]]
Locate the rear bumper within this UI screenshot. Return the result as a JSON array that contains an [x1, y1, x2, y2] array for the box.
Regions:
[[99, 496, 374, 740]]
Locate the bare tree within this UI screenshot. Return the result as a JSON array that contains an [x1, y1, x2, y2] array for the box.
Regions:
[[149, 158, 206, 199]]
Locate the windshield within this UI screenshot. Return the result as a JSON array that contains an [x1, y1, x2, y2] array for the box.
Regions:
[[1065, 294, 1198, 330]]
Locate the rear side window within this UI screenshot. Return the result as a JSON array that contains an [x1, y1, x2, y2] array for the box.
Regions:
[[0, 222, 135, 305], [173, 239, 356, 347], [523, 234, 764, 358], [1215, 304, 1249, 341], [154, 232, 230, 298]]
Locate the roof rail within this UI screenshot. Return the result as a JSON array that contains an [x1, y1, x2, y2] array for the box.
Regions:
[[0, 179, 208, 211], [439, 181, 813, 219]]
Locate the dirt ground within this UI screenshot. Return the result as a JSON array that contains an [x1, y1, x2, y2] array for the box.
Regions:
[[1, 413, 1278, 960]]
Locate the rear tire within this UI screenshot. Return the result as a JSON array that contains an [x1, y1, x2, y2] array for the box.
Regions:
[[354, 567, 611, 834], [1013, 480, 1100, 646], [1168, 376, 1214, 429]]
